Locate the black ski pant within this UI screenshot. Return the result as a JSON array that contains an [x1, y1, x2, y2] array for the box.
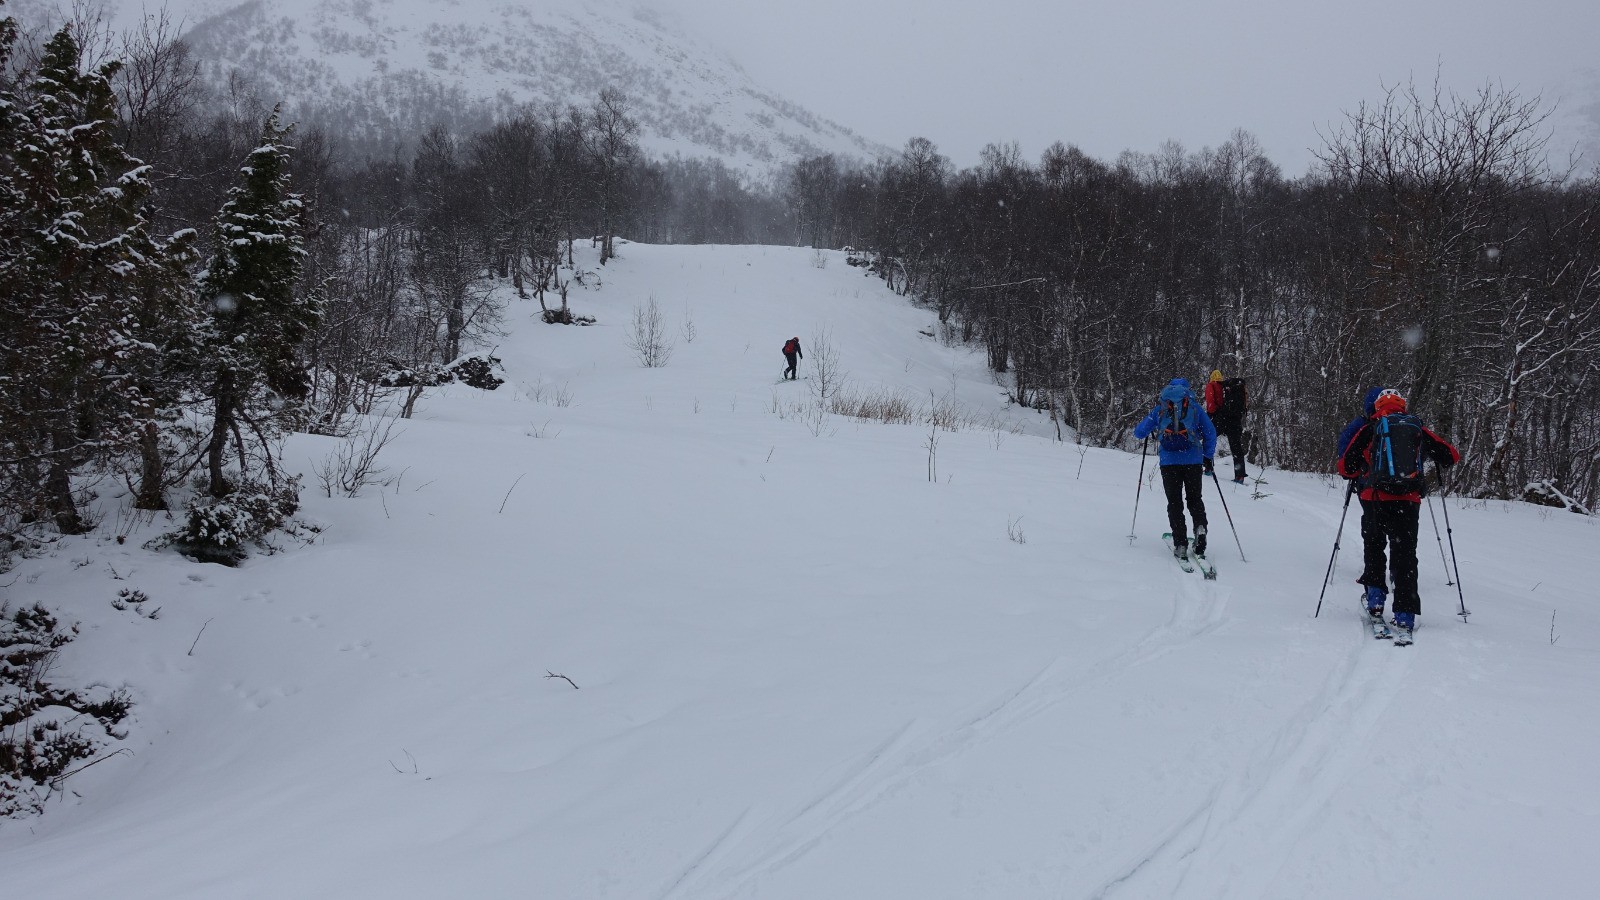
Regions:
[[1160, 464, 1207, 547], [1358, 498, 1421, 615], [1216, 420, 1247, 481], [783, 352, 799, 380]]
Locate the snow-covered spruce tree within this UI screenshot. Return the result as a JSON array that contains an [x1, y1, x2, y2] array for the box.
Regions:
[[0, 22, 197, 533], [177, 111, 315, 563]]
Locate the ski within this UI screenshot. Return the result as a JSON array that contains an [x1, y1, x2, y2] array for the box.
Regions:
[[1192, 554, 1217, 580], [1365, 610, 1392, 640], [1160, 532, 1196, 574], [1359, 593, 1392, 639]]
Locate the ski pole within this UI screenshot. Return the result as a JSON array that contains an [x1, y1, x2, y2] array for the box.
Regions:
[[1425, 492, 1454, 586], [1129, 437, 1149, 544], [1436, 474, 1469, 622], [1208, 467, 1246, 562], [1314, 479, 1357, 618]]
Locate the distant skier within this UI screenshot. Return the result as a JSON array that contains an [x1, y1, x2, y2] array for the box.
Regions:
[[1203, 369, 1249, 483], [782, 336, 802, 380], [1133, 378, 1218, 562], [1337, 389, 1460, 645]]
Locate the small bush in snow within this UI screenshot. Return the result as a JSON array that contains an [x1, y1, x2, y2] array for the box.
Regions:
[[541, 308, 596, 326], [372, 359, 453, 389], [829, 387, 922, 424], [445, 353, 506, 391], [314, 415, 402, 499], [1, 603, 132, 817], [164, 476, 309, 566], [808, 327, 845, 407], [373, 353, 505, 391], [627, 297, 674, 367]]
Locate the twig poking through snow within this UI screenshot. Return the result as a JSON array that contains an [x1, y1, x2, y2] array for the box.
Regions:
[[50, 748, 132, 791], [546, 671, 580, 689], [388, 749, 419, 774], [188, 618, 213, 657], [498, 474, 526, 514]]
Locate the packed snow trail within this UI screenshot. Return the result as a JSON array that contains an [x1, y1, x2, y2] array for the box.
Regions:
[[2, 244, 1598, 899]]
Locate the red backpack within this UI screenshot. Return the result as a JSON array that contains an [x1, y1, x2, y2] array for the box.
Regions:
[[783, 338, 798, 354]]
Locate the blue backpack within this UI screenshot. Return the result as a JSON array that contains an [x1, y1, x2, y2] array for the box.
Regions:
[[1370, 413, 1426, 494], [1159, 393, 1199, 452]]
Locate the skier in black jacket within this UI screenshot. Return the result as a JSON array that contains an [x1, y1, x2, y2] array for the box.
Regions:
[[1337, 389, 1460, 644], [782, 336, 802, 380]]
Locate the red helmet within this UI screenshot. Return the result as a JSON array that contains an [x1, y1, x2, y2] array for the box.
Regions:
[[1374, 389, 1407, 416]]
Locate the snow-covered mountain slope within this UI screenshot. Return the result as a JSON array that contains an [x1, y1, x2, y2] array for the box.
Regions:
[[165, 0, 887, 171], [3, 243, 1599, 898]]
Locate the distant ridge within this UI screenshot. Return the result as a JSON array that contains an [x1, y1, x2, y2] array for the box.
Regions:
[[170, 0, 890, 172]]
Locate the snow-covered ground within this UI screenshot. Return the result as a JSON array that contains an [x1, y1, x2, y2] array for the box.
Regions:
[[3, 242, 1598, 899]]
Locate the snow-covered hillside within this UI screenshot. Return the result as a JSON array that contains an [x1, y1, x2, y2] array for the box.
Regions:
[[2, 242, 1599, 898], [150, 0, 887, 172]]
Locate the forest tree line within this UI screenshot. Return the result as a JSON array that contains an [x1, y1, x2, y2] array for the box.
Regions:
[[783, 90, 1600, 512]]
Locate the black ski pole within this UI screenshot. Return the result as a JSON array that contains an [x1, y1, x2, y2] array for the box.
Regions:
[[1425, 492, 1454, 586], [1437, 474, 1469, 622], [1208, 468, 1246, 562], [1129, 437, 1149, 544], [1315, 479, 1357, 618]]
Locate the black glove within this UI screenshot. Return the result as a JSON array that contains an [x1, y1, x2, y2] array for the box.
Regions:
[[1203, 457, 1215, 474]]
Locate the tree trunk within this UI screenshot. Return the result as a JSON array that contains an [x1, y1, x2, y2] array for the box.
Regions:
[[208, 370, 236, 498], [134, 416, 167, 510], [44, 443, 86, 534]]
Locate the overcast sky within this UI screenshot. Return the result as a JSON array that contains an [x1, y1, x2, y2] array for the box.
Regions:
[[665, 0, 1600, 174]]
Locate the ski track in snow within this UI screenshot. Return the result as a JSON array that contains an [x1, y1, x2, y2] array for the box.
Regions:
[[1091, 611, 1414, 900], [672, 571, 1233, 899]]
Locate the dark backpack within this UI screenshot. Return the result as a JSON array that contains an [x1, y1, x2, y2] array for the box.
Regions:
[[1160, 396, 1198, 452], [783, 339, 798, 355], [1370, 413, 1426, 494], [1219, 378, 1247, 417]]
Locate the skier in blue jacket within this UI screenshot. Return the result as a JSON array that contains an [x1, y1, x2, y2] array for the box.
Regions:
[[1133, 378, 1218, 560]]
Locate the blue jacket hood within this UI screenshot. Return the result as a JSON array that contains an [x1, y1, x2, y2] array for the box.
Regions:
[[1363, 386, 1384, 415], [1133, 379, 1217, 465], [1159, 378, 1192, 403]]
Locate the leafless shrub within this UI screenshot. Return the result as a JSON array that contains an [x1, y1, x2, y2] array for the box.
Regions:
[[628, 297, 674, 367], [313, 414, 403, 498], [524, 376, 574, 407], [829, 387, 922, 424], [1007, 517, 1026, 544], [808, 326, 845, 406]]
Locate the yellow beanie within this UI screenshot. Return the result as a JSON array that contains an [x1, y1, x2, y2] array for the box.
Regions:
[[1209, 369, 1224, 382]]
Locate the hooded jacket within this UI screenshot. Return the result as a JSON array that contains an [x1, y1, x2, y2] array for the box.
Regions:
[[1133, 378, 1218, 466]]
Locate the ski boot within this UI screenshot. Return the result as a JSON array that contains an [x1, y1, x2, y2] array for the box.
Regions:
[[1192, 526, 1207, 558], [1364, 585, 1391, 639], [1391, 611, 1415, 646]]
